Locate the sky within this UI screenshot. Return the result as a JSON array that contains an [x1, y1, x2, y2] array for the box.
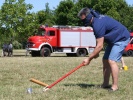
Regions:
[[0, 0, 133, 12]]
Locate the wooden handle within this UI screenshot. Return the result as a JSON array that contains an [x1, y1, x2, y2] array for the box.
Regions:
[[30, 78, 48, 87]]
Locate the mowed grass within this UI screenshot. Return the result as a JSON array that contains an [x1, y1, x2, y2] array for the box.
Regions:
[[0, 50, 133, 100]]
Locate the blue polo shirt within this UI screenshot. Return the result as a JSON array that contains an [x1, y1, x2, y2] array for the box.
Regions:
[[92, 15, 130, 44]]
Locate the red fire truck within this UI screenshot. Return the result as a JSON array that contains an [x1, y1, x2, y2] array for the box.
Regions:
[[124, 32, 133, 56], [27, 25, 96, 57]]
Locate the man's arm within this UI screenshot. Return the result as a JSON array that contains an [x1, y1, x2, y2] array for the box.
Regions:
[[89, 37, 104, 60], [83, 37, 104, 65]]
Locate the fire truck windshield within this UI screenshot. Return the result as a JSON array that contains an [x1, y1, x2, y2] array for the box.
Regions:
[[36, 29, 46, 36]]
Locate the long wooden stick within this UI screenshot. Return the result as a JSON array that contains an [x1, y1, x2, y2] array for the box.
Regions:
[[30, 78, 48, 87]]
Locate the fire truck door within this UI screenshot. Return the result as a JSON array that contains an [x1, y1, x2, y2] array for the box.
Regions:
[[47, 30, 57, 46]]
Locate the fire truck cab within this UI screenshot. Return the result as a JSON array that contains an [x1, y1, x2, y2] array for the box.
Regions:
[[124, 32, 133, 56], [27, 25, 96, 57]]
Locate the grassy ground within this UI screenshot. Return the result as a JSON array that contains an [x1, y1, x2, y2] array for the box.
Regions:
[[0, 50, 133, 100]]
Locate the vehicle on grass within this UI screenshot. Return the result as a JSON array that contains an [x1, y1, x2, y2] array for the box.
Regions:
[[27, 25, 96, 57], [124, 32, 133, 56]]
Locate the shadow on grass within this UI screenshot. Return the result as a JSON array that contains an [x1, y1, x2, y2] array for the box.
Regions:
[[49, 54, 88, 57], [1, 55, 27, 57], [64, 83, 95, 88]]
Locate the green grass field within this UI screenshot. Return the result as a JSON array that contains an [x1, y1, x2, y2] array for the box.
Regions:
[[0, 50, 133, 100]]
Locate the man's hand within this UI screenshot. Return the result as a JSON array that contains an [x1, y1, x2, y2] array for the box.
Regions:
[[82, 58, 91, 66]]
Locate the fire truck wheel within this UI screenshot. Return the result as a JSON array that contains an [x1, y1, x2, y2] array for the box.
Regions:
[[126, 50, 133, 56], [40, 47, 51, 57], [76, 49, 87, 57]]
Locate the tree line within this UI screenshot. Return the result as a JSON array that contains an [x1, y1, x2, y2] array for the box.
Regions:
[[0, 0, 133, 49]]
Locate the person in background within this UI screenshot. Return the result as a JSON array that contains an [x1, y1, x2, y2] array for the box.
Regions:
[[120, 57, 127, 70], [25, 43, 30, 56], [129, 37, 133, 44], [8, 41, 13, 56], [120, 37, 133, 70], [2, 42, 8, 57]]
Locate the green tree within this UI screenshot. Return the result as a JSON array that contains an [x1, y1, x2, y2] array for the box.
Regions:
[[0, 0, 39, 48], [37, 3, 55, 26], [67, 0, 91, 26], [55, 0, 74, 25]]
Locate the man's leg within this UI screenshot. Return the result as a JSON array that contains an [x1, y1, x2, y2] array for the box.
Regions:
[[8, 49, 10, 56], [102, 44, 112, 87], [108, 60, 119, 90], [107, 39, 130, 90], [1, 50, 3, 57], [3, 50, 6, 56], [102, 59, 111, 87], [11, 49, 13, 56]]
